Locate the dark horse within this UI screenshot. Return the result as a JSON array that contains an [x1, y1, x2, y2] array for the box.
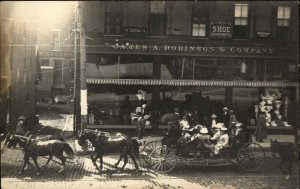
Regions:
[[78, 129, 139, 174], [270, 139, 297, 180], [5, 134, 77, 175]]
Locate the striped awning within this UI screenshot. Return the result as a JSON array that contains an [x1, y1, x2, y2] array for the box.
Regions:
[[86, 78, 299, 88]]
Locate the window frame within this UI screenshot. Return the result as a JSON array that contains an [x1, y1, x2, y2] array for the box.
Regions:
[[191, 8, 208, 37], [149, 1, 167, 36], [51, 29, 61, 51], [104, 5, 123, 35], [233, 3, 249, 39]]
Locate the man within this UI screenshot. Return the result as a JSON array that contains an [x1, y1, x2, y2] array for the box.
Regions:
[[120, 96, 132, 125], [191, 127, 211, 148], [136, 112, 146, 139], [228, 110, 237, 136], [15, 116, 26, 135], [222, 107, 230, 129], [233, 122, 250, 145], [210, 127, 229, 155]]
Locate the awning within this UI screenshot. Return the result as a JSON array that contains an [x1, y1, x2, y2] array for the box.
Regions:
[[86, 78, 298, 88]]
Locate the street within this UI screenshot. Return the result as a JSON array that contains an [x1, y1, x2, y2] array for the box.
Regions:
[[1, 139, 298, 189]]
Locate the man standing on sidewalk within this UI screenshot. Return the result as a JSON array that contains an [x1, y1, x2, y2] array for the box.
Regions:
[[15, 116, 26, 135], [136, 112, 146, 139]]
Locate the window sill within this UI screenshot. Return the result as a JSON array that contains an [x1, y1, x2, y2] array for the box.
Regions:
[[103, 34, 124, 37], [147, 36, 168, 39]]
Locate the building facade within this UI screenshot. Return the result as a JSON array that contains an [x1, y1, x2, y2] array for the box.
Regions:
[[79, 1, 299, 133], [0, 2, 40, 133], [36, 6, 75, 103]]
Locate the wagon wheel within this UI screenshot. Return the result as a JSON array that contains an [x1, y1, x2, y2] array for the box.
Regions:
[[140, 140, 161, 163], [149, 146, 176, 174], [237, 143, 265, 172]]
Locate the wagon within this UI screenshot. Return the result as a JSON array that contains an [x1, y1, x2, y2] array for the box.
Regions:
[[139, 138, 266, 174]]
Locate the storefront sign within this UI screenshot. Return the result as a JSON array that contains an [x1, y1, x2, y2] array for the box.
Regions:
[[210, 22, 232, 38], [123, 26, 147, 34], [40, 51, 72, 58], [107, 43, 275, 55], [256, 32, 271, 38]]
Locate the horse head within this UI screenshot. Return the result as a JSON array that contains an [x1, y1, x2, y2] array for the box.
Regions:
[[5, 134, 18, 148]]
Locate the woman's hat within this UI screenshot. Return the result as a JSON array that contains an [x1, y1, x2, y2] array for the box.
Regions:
[[18, 116, 26, 120], [223, 107, 228, 111], [221, 127, 228, 131], [236, 122, 243, 127], [200, 127, 209, 134], [211, 114, 217, 119]]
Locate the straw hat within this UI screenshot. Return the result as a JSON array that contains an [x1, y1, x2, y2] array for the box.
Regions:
[[236, 122, 243, 127], [223, 107, 228, 111], [221, 127, 228, 131], [211, 114, 217, 119], [18, 116, 26, 121], [200, 127, 209, 134]]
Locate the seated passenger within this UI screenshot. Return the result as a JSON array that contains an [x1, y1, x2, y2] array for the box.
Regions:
[[210, 127, 229, 155], [233, 122, 250, 145], [191, 127, 211, 148]]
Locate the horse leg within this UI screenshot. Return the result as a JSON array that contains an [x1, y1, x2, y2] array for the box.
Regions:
[[279, 159, 287, 174], [92, 153, 100, 170], [56, 156, 66, 174], [32, 156, 41, 175], [99, 153, 103, 175], [128, 152, 139, 170], [121, 154, 128, 170], [115, 153, 124, 168], [285, 161, 292, 180], [42, 155, 53, 168], [19, 155, 29, 174]]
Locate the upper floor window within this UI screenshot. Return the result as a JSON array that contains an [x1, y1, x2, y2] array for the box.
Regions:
[[276, 6, 291, 40], [277, 6, 291, 26], [233, 4, 249, 38], [105, 5, 122, 35], [149, 1, 166, 36], [192, 8, 208, 37], [51, 29, 61, 51]]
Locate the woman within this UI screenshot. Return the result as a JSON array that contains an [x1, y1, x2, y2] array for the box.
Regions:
[[254, 113, 268, 142]]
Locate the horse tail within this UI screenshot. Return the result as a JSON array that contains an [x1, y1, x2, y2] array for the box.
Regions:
[[131, 139, 139, 158]]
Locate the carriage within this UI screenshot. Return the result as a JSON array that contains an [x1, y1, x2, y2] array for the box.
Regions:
[[139, 128, 266, 174]]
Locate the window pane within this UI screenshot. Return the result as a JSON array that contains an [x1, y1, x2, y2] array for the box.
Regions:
[[235, 5, 242, 17], [192, 28, 199, 36], [193, 24, 200, 28], [241, 5, 248, 17], [283, 20, 289, 26], [199, 27, 206, 36], [241, 18, 248, 25], [277, 7, 284, 18], [235, 18, 241, 25], [284, 7, 291, 19]]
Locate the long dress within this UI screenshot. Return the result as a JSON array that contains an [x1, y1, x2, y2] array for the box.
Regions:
[[254, 114, 268, 140]]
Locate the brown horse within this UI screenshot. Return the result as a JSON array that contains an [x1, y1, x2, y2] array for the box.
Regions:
[[270, 139, 297, 180], [78, 129, 139, 174], [5, 134, 77, 175]]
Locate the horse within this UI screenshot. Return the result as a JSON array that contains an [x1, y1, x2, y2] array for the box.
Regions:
[[78, 129, 139, 174], [5, 134, 77, 175], [270, 139, 297, 180]]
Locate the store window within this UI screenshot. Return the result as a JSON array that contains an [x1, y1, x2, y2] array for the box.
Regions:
[[149, 1, 166, 36], [105, 5, 122, 34], [276, 6, 291, 40], [158, 87, 225, 125], [233, 88, 295, 127], [161, 57, 227, 80], [233, 3, 249, 38], [192, 8, 208, 37], [53, 59, 63, 86], [87, 86, 152, 125]]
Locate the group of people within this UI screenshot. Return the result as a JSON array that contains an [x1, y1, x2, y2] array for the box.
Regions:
[[166, 106, 250, 157]]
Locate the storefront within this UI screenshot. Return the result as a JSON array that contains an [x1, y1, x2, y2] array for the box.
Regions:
[[85, 39, 298, 133]]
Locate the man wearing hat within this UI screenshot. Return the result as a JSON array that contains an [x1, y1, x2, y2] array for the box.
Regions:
[[15, 116, 26, 135], [191, 127, 211, 148], [233, 122, 250, 145], [221, 107, 230, 129], [136, 112, 146, 139], [210, 126, 229, 155]]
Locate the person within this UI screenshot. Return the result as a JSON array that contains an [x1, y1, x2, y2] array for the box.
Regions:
[[228, 110, 237, 136], [254, 113, 268, 142], [233, 122, 250, 145], [221, 107, 230, 129], [136, 112, 146, 139], [210, 126, 229, 155], [120, 96, 132, 125], [15, 116, 26, 135], [179, 115, 190, 130], [191, 127, 211, 148]]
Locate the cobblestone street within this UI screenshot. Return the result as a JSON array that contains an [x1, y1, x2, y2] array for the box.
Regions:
[[1, 140, 298, 189]]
